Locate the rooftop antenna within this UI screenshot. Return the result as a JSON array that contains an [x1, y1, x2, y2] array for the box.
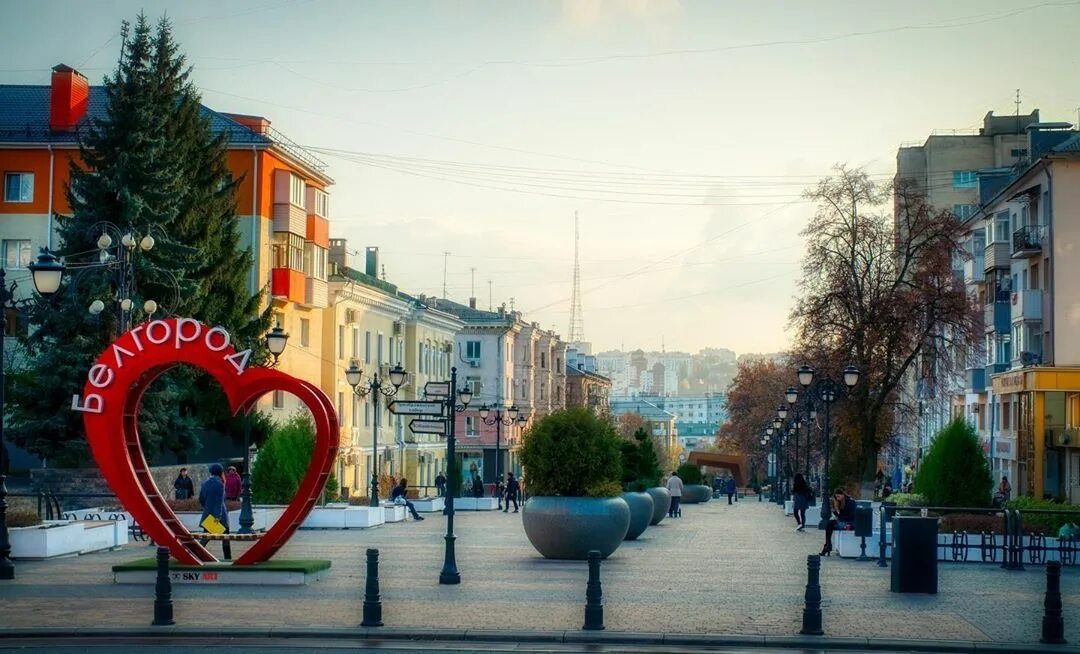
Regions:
[[1015, 89, 1021, 133], [380, 264, 386, 281], [442, 251, 450, 299], [509, 297, 515, 311], [470, 267, 476, 297], [488, 280, 493, 311], [567, 211, 584, 344]]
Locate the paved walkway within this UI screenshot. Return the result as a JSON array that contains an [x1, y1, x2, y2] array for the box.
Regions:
[[1, 498, 1076, 644]]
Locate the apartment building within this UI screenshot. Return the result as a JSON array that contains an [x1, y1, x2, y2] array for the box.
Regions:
[[565, 346, 611, 415], [960, 125, 1080, 501]]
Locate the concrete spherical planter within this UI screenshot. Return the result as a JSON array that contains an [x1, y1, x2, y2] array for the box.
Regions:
[[681, 484, 712, 504], [522, 496, 631, 559], [645, 487, 671, 525], [620, 491, 654, 540]]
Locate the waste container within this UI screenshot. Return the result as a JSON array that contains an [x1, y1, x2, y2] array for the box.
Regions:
[[854, 501, 873, 538], [890, 516, 938, 594]]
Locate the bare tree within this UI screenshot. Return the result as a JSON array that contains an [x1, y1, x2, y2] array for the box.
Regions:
[[791, 166, 978, 484]]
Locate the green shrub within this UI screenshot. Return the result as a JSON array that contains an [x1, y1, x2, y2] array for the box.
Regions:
[[676, 462, 702, 485], [913, 418, 993, 507], [8, 510, 42, 528], [885, 493, 927, 507], [252, 413, 338, 504], [618, 427, 663, 491], [1006, 497, 1080, 534], [519, 407, 622, 497]]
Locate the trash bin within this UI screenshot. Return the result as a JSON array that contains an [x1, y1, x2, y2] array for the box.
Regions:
[[854, 501, 873, 538], [890, 516, 938, 594]]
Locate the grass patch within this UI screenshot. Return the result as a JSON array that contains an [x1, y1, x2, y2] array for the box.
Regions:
[[112, 558, 331, 573]]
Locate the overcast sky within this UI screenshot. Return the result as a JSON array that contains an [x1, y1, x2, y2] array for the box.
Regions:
[[3, 0, 1078, 354]]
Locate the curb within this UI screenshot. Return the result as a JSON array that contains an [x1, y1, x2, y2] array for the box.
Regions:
[[0, 626, 1078, 653]]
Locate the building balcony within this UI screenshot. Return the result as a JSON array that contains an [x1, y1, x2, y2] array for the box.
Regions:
[[1012, 225, 1045, 258], [1011, 290, 1043, 322], [273, 202, 307, 235], [983, 298, 1010, 333], [964, 367, 985, 393], [305, 277, 328, 308], [984, 362, 1008, 380], [271, 267, 306, 304], [963, 255, 985, 284], [984, 242, 1010, 271]]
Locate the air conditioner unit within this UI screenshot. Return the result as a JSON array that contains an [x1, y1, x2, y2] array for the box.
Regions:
[[467, 360, 480, 368], [393, 321, 404, 336], [441, 342, 453, 354]]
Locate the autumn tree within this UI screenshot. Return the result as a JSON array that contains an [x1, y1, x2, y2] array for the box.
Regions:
[[791, 166, 977, 484], [715, 357, 793, 482]]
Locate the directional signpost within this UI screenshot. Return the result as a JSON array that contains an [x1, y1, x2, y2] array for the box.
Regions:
[[387, 400, 444, 416], [409, 419, 447, 435], [424, 381, 450, 397]]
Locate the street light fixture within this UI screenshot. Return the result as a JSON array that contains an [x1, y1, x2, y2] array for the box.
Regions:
[[345, 361, 409, 507], [785, 386, 799, 405], [265, 326, 289, 364], [478, 404, 524, 509], [27, 249, 65, 297], [777, 404, 788, 420]]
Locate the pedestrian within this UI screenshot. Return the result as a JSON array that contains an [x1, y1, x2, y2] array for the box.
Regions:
[[503, 472, 520, 513], [666, 470, 683, 517], [435, 471, 447, 497], [820, 487, 855, 556], [198, 463, 231, 560], [224, 465, 242, 501], [725, 477, 736, 505], [791, 473, 811, 531], [391, 478, 424, 521], [998, 475, 1012, 501], [471, 472, 484, 498], [173, 467, 194, 500]]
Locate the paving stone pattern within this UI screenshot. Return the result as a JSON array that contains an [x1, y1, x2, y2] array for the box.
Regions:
[[1, 499, 1076, 643]]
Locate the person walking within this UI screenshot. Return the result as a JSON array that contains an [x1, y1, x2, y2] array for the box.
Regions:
[[998, 476, 1012, 501], [821, 487, 855, 556], [503, 472, 520, 513], [725, 477, 736, 505], [198, 463, 231, 560], [224, 465, 242, 501], [791, 473, 811, 531], [666, 470, 684, 518], [435, 471, 447, 498], [173, 468, 194, 500], [391, 478, 424, 521]]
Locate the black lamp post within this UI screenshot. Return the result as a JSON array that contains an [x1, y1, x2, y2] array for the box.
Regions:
[[86, 225, 163, 331], [238, 326, 289, 534], [799, 364, 860, 529], [346, 362, 408, 507], [771, 417, 784, 504], [440, 368, 472, 585], [1, 249, 66, 580], [478, 404, 519, 510]]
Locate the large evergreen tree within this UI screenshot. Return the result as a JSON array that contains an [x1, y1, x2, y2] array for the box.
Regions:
[[8, 15, 269, 466]]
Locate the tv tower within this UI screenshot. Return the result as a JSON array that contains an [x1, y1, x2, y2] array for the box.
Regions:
[[567, 211, 584, 344]]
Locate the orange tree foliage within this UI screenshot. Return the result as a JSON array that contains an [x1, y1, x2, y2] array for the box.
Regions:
[[714, 357, 794, 483]]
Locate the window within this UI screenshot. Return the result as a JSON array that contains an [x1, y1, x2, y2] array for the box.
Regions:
[[1002, 400, 1011, 430], [953, 204, 978, 220], [1030, 263, 1040, 291], [299, 318, 310, 346], [466, 340, 481, 360], [465, 416, 479, 437], [314, 189, 330, 217], [273, 390, 285, 409], [303, 244, 328, 280], [272, 232, 305, 271], [1010, 148, 1028, 158], [338, 325, 345, 359], [465, 376, 482, 395], [2, 240, 31, 268], [289, 174, 305, 207], [3, 173, 33, 203], [364, 403, 370, 427], [352, 328, 359, 359], [365, 331, 371, 363], [338, 392, 345, 422], [540, 352, 547, 369], [377, 334, 384, 365], [953, 171, 977, 188]]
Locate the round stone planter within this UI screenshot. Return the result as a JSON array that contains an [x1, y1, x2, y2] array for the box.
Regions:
[[522, 496, 630, 559], [620, 491, 654, 540], [681, 484, 712, 504], [645, 486, 670, 525]]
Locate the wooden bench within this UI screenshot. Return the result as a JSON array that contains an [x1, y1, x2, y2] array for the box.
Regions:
[[196, 533, 261, 542]]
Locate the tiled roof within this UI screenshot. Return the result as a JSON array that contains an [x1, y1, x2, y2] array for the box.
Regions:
[[433, 298, 511, 324], [0, 84, 272, 146], [1053, 134, 1080, 153]]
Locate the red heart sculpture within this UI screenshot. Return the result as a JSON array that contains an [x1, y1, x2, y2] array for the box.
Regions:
[[78, 318, 338, 565]]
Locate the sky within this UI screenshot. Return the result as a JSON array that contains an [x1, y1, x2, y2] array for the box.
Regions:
[[3, 0, 1079, 355]]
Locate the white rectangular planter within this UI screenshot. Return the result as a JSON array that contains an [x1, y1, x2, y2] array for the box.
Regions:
[[453, 497, 500, 511], [10, 521, 85, 559], [344, 507, 384, 528], [301, 506, 385, 529], [382, 505, 406, 522], [412, 497, 445, 513], [301, 506, 346, 529], [79, 519, 129, 554]]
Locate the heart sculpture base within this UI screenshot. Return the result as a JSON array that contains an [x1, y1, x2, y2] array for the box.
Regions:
[[78, 318, 339, 566], [112, 557, 332, 585]]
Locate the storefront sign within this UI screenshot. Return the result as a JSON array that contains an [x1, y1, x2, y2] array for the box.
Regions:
[[993, 371, 1026, 394]]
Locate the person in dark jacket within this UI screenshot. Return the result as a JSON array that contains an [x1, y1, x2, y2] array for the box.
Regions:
[[198, 463, 231, 560], [503, 472, 520, 513], [725, 477, 737, 505], [821, 488, 855, 556], [435, 471, 447, 497], [791, 473, 811, 531], [224, 466, 242, 501], [173, 468, 195, 500], [390, 478, 424, 520]]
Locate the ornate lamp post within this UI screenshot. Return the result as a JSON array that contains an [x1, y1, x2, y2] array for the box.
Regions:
[[799, 364, 860, 529], [346, 362, 408, 507], [478, 404, 519, 510], [771, 417, 784, 504], [1, 249, 67, 581], [440, 368, 472, 585]]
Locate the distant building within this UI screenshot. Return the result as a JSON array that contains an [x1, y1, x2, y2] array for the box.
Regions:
[[611, 393, 726, 452], [566, 346, 611, 415]]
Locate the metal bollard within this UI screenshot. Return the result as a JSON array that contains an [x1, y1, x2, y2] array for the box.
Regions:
[[877, 506, 888, 568], [582, 550, 604, 631], [152, 546, 174, 626], [1041, 561, 1066, 644], [799, 554, 823, 636], [361, 548, 383, 627]]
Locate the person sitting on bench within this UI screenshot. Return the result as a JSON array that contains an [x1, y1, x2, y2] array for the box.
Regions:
[[391, 478, 424, 521]]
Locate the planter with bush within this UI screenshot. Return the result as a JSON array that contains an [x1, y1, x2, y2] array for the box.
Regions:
[[676, 463, 711, 504], [519, 408, 630, 559], [618, 430, 660, 540], [913, 419, 992, 508]]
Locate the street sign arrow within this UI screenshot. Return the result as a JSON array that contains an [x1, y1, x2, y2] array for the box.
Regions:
[[409, 419, 447, 435], [424, 381, 450, 397], [388, 400, 445, 416]]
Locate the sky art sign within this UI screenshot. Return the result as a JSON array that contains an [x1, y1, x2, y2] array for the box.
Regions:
[[76, 317, 339, 566]]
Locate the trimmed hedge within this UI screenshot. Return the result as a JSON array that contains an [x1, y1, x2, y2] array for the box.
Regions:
[[676, 462, 703, 485], [1006, 496, 1080, 534]]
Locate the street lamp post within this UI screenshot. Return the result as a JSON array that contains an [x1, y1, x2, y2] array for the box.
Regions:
[[440, 367, 472, 585], [772, 417, 783, 504], [1, 249, 67, 580], [798, 364, 860, 529], [478, 404, 521, 510], [238, 326, 289, 534], [346, 362, 408, 507]]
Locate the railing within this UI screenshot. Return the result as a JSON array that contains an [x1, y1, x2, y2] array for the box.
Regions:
[[8, 490, 150, 541], [1012, 225, 1045, 255]]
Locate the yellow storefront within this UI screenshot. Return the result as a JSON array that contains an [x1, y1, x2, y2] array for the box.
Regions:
[[992, 368, 1080, 501]]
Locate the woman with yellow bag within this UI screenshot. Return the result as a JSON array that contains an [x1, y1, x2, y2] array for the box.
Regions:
[[198, 463, 231, 560]]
